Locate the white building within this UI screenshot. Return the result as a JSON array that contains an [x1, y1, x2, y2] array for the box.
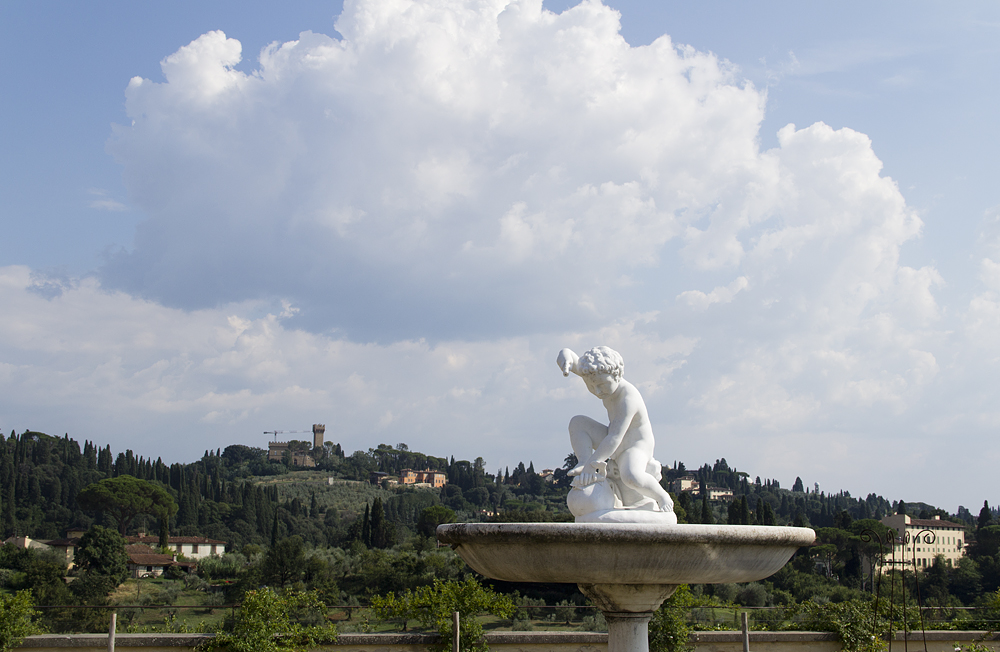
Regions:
[[880, 514, 966, 569], [126, 534, 228, 560]]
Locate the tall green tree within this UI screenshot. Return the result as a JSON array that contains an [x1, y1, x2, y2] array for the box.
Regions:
[[77, 475, 177, 535], [73, 525, 129, 586], [261, 535, 305, 587], [978, 500, 992, 530], [369, 498, 394, 549]]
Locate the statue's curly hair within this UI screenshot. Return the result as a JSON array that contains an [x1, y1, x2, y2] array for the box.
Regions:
[[577, 346, 624, 378]]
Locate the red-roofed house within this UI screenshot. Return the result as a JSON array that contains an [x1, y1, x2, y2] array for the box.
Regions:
[[125, 534, 228, 560], [125, 544, 196, 578]]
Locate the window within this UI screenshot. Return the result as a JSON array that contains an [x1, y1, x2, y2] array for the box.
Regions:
[[192, 544, 199, 554]]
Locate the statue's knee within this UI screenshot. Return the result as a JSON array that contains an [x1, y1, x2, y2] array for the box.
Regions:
[[617, 467, 641, 488], [568, 415, 590, 433]]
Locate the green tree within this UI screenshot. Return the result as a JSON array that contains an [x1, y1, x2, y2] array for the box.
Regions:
[[0, 591, 41, 652], [369, 498, 394, 549], [978, 500, 992, 530], [648, 585, 696, 652], [203, 588, 336, 652], [23, 550, 73, 606], [158, 514, 170, 550], [372, 577, 515, 652], [77, 475, 177, 535], [417, 505, 456, 538], [73, 526, 129, 586], [974, 524, 1000, 558], [261, 536, 305, 587]]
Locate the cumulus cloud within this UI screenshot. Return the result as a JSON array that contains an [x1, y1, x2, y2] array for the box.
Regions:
[[102, 0, 770, 339], [8, 0, 995, 505]]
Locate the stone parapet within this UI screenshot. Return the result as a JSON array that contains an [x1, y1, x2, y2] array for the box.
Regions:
[[16, 630, 1000, 652]]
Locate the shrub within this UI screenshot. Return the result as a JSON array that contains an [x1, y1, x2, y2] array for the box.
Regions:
[[371, 577, 515, 652], [649, 585, 696, 652], [0, 591, 42, 652], [202, 588, 337, 652]]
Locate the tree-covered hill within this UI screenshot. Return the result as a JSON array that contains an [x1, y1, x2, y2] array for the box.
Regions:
[[2, 428, 1000, 614]]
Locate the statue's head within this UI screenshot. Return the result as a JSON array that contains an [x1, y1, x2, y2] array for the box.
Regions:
[[577, 346, 624, 380]]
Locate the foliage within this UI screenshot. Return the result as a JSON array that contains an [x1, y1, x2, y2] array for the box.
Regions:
[[261, 536, 305, 587], [0, 591, 42, 652], [649, 585, 698, 652], [781, 598, 920, 652], [954, 640, 998, 652], [203, 588, 337, 652], [417, 505, 456, 537], [74, 525, 129, 586], [0, 544, 72, 605], [371, 577, 516, 652], [77, 475, 177, 535]]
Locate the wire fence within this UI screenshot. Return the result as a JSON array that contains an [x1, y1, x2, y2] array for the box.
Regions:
[[29, 604, 1000, 636]]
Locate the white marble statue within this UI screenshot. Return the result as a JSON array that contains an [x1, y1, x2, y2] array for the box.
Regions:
[[557, 346, 677, 524]]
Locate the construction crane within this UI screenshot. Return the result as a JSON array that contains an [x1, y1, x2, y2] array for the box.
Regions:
[[263, 430, 312, 442]]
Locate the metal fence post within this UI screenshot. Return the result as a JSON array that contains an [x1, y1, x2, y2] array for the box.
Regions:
[[108, 611, 117, 652], [453, 611, 460, 652]]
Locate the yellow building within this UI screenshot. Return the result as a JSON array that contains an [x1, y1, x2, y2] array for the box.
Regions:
[[880, 514, 966, 569], [400, 468, 448, 487]]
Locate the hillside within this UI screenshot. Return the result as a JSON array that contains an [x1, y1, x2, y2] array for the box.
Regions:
[[2, 428, 999, 614]]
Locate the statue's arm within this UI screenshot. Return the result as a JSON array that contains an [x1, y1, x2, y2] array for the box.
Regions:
[[556, 348, 581, 377]]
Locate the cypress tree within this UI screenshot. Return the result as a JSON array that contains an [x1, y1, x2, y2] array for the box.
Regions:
[[159, 514, 170, 549], [361, 503, 371, 547], [739, 496, 751, 525], [370, 497, 393, 549], [978, 501, 992, 530], [700, 483, 712, 524]]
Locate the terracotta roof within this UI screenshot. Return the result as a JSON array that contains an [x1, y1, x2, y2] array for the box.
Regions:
[[126, 535, 227, 545], [44, 538, 80, 546], [126, 548, 197, 569], [128, 553, 175, 566]]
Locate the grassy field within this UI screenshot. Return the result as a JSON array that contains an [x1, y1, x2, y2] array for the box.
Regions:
[[252, 472, 398, 518]]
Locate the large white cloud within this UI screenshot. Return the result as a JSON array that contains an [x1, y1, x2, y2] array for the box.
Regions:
[[103, 0, 771, 339], [6, 0, 995, 507]]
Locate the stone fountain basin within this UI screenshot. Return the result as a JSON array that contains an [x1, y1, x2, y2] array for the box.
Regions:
[[437, 523, 815, 586]]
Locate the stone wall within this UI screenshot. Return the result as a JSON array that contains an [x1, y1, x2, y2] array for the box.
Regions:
[[16, 630, 1000, 652]]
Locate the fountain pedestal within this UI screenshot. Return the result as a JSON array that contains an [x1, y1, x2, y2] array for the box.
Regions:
[[437, 522, 814, 652], [578, 583, 678, 652]]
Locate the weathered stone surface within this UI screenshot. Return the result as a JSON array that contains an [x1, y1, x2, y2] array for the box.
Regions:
[[437, 522, 815, 585]]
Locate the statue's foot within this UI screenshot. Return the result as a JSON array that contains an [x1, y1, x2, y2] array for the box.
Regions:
[[622, 497, 664, 512], [629, 497, 660, 511], [575, 508, 678, 524]]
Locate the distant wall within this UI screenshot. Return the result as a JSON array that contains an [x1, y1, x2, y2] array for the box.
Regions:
[[17, 630, 1000, 652]]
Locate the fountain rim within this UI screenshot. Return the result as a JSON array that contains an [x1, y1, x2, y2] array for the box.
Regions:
[[437, 522, 816, 547]]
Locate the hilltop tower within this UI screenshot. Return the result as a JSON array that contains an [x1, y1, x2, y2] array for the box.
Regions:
[[312, 424, 325, 450]]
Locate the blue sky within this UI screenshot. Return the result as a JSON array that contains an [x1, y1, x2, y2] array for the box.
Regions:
[[2, 0, 998, 512]]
